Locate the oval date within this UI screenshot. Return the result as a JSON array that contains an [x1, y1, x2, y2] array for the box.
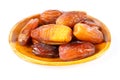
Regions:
[[32, 43, 59, 58]]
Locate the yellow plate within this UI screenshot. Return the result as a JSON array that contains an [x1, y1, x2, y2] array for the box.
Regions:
[[9, 14, 111, 66]]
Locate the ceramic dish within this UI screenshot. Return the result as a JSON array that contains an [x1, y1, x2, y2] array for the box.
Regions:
[[9, 14, 111, 66]]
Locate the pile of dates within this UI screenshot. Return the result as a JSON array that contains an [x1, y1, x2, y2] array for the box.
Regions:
[[18, 10, 104, 61]]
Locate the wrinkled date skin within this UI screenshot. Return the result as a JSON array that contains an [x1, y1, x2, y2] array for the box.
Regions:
[[81, 17, 99, 27], [18, 18, 39, 45], [40, 10, 62, 24], [32, 43, 59, 58], [31, 24, 72, 45], [56, 11, 87, 28], [84, 16, 103, 28], [73, 23, 104, 43], [59, 41, 95, 61]]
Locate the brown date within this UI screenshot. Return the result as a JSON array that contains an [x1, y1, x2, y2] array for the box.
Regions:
[[32, 43, 59, 58], [59, 41, 95, 61], [85, 16, 103, 27], [73, 23, 104, 43], [18, 18, 39, 45], [81, 17, 99, 27], [79, 16, 103, 29], [56, 11, 87, 28], [40, 10, 62, 24], [31, 24, 72, 45]]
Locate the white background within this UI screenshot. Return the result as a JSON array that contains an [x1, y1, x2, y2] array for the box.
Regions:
[[0, 0, 120, 80]]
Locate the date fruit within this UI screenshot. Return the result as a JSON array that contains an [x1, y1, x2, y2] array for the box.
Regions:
[[18, 18, 39, 45], [81, 17, 99, 27], [56, 11, 87, 28], [73, 23, 104, 43], [32, 43, 59, 58], [31, 24, 72, 45], [40, 10, 62, 24], [59, 41, 95, 61], [85, 16, 103, 28]]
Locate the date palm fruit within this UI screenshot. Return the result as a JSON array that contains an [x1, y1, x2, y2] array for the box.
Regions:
[[59, 41, 95, 61], [32, 43, 59, 58], [40, 10, 62, 24], [56, 11, 86, 28], [73, 23, 104, 43], [31, 24, 72, 45], [18, 18, 39, 45]]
